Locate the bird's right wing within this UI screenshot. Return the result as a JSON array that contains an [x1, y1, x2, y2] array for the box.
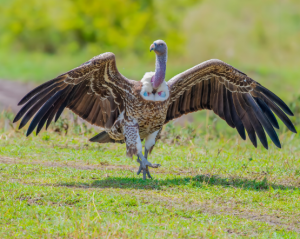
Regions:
[[14, 52, 134, 136]]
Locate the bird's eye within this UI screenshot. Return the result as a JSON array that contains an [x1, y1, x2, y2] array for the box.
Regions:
[[143, 92, 148, 97]]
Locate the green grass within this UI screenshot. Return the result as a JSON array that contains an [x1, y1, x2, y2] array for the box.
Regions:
[[0, 112, 299, 238]]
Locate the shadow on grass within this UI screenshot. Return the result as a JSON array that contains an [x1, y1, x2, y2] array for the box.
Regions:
[[59, 174, 299, 191]]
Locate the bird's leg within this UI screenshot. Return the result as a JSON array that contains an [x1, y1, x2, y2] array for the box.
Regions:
[[137, 148, 149, 178], [136, 129, 162, 179], [136, 149, 160, 180], [136, 155, 151, 179], [144, 147, 149, 159]]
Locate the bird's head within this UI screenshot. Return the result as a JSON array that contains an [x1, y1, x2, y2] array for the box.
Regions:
[[150, 40, 167, 56]]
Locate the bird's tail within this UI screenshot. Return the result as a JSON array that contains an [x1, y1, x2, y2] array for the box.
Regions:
[[89, 131, 124, 144]]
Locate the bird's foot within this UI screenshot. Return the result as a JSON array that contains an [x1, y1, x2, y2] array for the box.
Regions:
[[136, 154, 160, 180]]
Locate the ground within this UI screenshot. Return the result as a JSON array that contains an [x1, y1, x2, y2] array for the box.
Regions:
[[0, 121, 299, 238], [0, 79, 34, 113]]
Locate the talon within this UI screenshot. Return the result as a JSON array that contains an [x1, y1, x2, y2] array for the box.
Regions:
[[146, 167, 152, 179], [143, 169, 147, 180], [149, 163, 160, 168], [137, 156, 142, 175], [137, 167, 142, 175], [136, 154, 159, 179]]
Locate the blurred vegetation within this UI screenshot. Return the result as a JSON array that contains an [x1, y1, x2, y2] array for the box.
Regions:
[[0, 0, 299, 101], [0, 0, 198, 56], [183, 0, 300, 70]]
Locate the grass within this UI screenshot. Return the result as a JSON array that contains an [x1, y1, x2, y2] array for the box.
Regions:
[[0, 111, 300, 238]]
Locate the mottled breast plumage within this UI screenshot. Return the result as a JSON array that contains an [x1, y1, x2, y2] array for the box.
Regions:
[[107, 72, 170, 141]]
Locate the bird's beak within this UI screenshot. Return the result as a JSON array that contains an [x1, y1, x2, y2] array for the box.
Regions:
[[150, 43, 155, 52]]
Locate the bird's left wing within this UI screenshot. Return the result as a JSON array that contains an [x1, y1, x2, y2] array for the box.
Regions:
[[166, 59, 296, 149], [13, 52, 134, 136]]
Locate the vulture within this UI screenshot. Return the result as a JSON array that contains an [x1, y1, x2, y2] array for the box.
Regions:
[[14, 40, 297, 179]]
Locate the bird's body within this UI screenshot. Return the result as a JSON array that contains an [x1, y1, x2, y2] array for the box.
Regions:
[[101, 71, 170, 156], [14, 40, 297, 179]]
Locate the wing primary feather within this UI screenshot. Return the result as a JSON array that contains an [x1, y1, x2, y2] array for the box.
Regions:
[[55, 100, 68, 123], [18, 75, 65, 106], [13, 81, 64, 123], [238, 93, 268, 149], [227, 91, 246, 139], [55, 82, 84, 122], [27, 88, 67, 136], [260, 93, 297, 133], [42, 85, 73, 130], [217, 82, 225, 119], [233, 92, 257, 146], [44, 86, 74, 129], [36, 87, 74, 133], [36, 105, 55, 135], [26, 89, 65, 136], [223, 87, 234, 127], [18, 85, 67, 130], [55, 99, 69, 123], [248, 109, 268, 149], [244, 94, 281, 148], [255, 97, 279, 129], [255, 85, 293, 116]]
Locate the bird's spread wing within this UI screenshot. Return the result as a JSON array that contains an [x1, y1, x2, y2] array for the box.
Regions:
[[14, 52, 134, 136], [166, 59, 296, 149]]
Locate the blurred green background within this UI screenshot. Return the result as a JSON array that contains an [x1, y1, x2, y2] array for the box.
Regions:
[[0, 0, 299, 102]]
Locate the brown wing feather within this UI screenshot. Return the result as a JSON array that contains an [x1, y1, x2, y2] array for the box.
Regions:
[[166, 59, 296, 149], [14, 52, 134, 136]]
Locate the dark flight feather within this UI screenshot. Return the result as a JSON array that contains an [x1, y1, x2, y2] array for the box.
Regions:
[[18, 75, 65, 106], [36, 105, 55, 135], [255, 97, 279, 129], [244, 94, 280, 148], [255, 85, 293, 116], [223, 88, 235, 128], [233, 92, 257, 147], [19, 84, 67, 130], [27, 88, 67, 136], [13, 81, 64, 123], [261, 93, 297, 133], [227, 90, 246, 139]]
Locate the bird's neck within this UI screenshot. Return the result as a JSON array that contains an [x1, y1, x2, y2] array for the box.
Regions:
[[151, 53, 167, 89]]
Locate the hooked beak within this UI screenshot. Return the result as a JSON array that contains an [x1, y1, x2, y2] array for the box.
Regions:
[[150, 43, 155, 52]]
